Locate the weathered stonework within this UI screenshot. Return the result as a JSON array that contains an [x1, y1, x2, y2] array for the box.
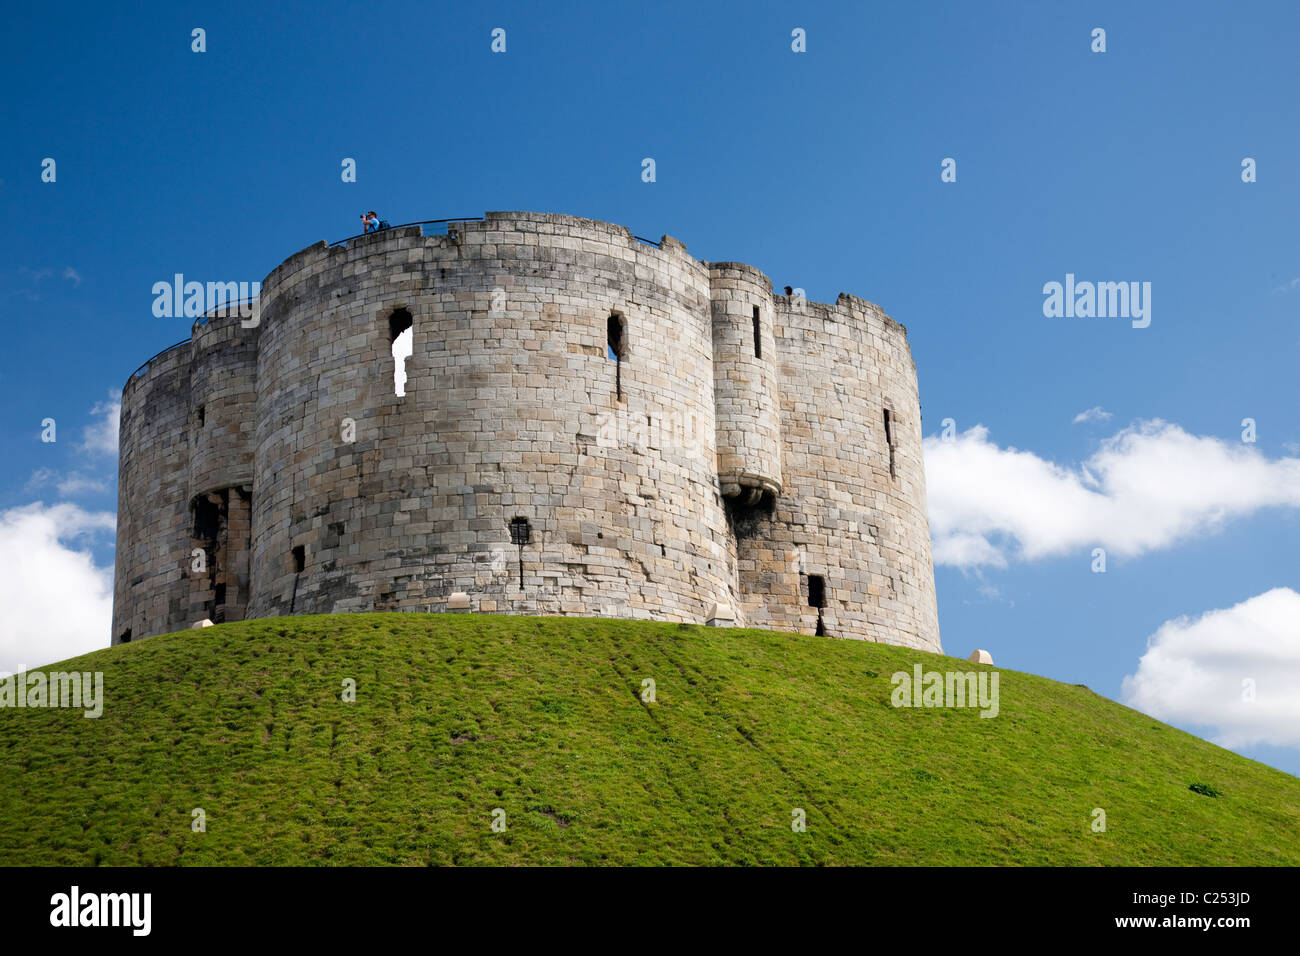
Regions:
[[113, 211, 941, 652]]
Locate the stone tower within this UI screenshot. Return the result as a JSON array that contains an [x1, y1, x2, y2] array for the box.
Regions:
[[112, 212, 941, 652]]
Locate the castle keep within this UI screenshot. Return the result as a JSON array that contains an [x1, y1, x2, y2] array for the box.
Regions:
[[112, 212, 941, 652]]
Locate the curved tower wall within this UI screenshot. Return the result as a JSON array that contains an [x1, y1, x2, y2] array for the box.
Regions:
[[111, 344, 193, 644], [248, 215, 735, 625], [188, 312, 259, 495], [185, 312, 260, 623], [708, 263, 782, 503], [731, 292, 939, 649], [111, 211, 941, 654]]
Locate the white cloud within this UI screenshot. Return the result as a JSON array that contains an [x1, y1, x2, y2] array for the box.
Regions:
[[1122, 588, 1300, 750], [24, 467, 57, 491], [56, 473, 111, 496], [1072, 405, 1112, 424], [932, 529, 1008, 569], [26, 394, 120, 500], [925, 420, 1300, 569], [17, 266, 81, 286], [79, 392, 120, 456], [0, 503, 115, 675], [25, 468, 109, 497]]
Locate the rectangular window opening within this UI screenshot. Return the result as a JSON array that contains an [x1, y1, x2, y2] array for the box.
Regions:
[[752, 306, 762, 359], [807, 574, 826, 609], [292, 545, 305, 574]]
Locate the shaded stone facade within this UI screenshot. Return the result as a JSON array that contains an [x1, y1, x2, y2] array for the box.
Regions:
[[113, 212, 940, 652]]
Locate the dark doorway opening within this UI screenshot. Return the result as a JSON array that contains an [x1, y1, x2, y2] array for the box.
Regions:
[[807, 574, 826, 608], [807, 574, 827, 636]]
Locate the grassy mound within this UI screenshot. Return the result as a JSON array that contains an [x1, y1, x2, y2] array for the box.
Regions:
[[1, 613, 1296, 865]]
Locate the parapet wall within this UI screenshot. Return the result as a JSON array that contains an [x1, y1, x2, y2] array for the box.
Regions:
[[112, 211, 941, 653]]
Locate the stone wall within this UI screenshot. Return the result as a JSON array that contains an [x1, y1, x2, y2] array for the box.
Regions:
[[709, 262, 782, 502], [112, 211, 941, 653], [113, 343, 192, 643], [728, 292, 939, 649]]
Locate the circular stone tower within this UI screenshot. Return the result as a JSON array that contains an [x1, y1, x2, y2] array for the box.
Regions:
[[112, 211, 941, 654]]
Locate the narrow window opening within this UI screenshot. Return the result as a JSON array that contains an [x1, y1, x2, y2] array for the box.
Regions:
[[388, 308, 414, 397], [607, 312, 625, 400], [509, 517, 531, 589], [509, 517, 531, 546], [883, 409, 897, 479], [752, 306, 762, 359], [198, 405, 206, 427], [292, 545, 305, 574]]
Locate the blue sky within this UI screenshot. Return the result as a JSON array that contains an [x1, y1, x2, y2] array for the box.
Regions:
[[2, 1, 1298, 773]]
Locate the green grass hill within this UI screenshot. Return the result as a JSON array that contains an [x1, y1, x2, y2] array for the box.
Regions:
[[1, 613, 1296, 865]]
